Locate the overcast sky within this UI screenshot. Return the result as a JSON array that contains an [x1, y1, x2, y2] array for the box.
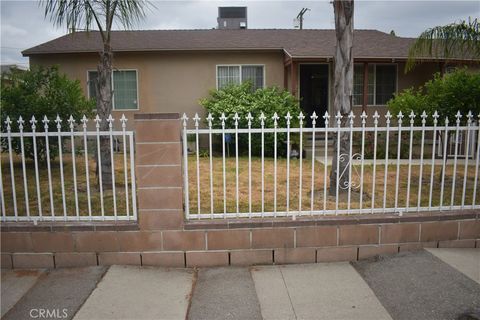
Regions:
[[1, 0, 479, 66]]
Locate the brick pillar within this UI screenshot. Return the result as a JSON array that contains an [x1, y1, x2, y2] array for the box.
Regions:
[[134, 113, 184, 230]]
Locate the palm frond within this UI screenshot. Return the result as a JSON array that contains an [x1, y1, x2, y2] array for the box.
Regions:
[[406, 18, 480, 72], [42, 0, 98, 32], [42, 0, 153, 42]]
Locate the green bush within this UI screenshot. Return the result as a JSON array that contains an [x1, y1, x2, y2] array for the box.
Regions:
[[1, 66, 94, 161], [200, 82, 301, 157], [388, 68, 480, 125]]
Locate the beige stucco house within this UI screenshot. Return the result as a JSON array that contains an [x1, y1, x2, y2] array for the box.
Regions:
[[22, 27, 470, 128]]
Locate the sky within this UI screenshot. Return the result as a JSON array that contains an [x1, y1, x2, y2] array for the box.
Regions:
[[1, 0, 479, 67]]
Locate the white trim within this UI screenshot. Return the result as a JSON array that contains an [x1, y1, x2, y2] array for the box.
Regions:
[[216, 64, 266, 90], [87, 68, 140, 111]]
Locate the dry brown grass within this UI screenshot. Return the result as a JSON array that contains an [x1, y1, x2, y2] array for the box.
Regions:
[[2, 151, 477, 219], [1, 153, 132, 218], [188, 155, 479, 214]]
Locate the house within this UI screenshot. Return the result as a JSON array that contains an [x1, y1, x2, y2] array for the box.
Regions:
[[22, 8, 473, 129], [1, 64, 27, 86]]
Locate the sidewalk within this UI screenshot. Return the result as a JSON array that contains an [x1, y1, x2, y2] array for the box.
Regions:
[[2, 248, 479, 320]]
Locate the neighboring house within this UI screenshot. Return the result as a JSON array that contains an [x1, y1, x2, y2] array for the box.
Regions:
[[21, 9, 473, 128], [1, 64, 27, 86]]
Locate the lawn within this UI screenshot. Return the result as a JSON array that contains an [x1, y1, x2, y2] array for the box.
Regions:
[[1, 151, 478, 219], [187, 155, 479, 215], [1, 152, 133, 219]]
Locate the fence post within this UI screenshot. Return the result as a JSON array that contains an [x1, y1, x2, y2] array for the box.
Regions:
[[134, 113, 184, 230]]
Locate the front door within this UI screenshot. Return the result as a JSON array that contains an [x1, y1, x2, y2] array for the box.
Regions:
[[299, 64, 329, 127]]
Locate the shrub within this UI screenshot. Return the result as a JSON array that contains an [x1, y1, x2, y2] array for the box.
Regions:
[[388, 68, 480, 162], [200, 82, 301, 157], [1, 66, 94, 161], [388, 68, 480, 125]]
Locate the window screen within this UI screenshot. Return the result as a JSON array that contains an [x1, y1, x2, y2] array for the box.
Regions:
[[113, 70, 138, 110], [88, 70, 138, 110]]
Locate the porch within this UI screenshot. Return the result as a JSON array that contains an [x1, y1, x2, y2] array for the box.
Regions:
[[283, 57, 447, 123]]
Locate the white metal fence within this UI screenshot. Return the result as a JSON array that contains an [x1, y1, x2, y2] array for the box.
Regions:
[[0, 114, 137, 222], [182, 110, 480, 220]]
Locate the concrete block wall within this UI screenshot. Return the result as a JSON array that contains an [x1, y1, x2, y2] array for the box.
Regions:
[[1, 113, 479, 269]]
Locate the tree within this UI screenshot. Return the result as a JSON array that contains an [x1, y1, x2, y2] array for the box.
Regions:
[[42, 0, 151, 187], [1, 65, 94, 161], [330, 0, 354, 196], [406, 18, 480, 72]]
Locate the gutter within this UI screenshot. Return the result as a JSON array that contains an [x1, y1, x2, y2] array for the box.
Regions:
[[22, 47, 286, 57]]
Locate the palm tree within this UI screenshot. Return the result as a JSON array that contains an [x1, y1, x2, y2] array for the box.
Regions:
[[329, 0, 354, 196], [43, 0, 151, 188], [406, 18, 480, 72]]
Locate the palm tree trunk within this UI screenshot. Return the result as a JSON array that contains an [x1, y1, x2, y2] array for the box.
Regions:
[[96, 43, 113, 189], [330, 0, 354, 196]]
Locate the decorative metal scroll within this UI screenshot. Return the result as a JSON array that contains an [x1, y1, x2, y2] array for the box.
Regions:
[[338, 153, 362, 190]]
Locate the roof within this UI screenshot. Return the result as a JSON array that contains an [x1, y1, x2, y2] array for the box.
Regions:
[[23, 29, 415, 59], [1, 64, 28, 73]]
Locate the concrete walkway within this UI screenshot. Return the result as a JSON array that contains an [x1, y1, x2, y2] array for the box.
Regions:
[[2, 267, 107, 320], [188, 268, 262, 320], [426, 248, 480, 284], [252, 263, 392, 320], [74, 265, 194, 320], [1, 269, 43, 318], [1, 248, 479, 320]]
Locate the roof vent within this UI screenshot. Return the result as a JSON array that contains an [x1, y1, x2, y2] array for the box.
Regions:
[[217, 7, 247, 30]]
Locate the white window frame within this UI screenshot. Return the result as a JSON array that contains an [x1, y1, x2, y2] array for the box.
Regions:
[[353, 63, 398, 107], [216, 64, 266, 90], [87, 69, 140, 111]]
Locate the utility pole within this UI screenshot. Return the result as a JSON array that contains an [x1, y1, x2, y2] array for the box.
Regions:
[[296, 8, 310, 29]]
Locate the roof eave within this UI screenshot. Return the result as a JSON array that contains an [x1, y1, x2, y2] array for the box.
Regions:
[[23, 47, 287, 57]]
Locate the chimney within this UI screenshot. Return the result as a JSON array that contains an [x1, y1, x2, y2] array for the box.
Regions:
[[217, 7, 247, 30]]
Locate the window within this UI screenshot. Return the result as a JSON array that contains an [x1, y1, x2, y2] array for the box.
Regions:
[[217, 65, 264, 91], [87, 71, 98, 101], [113, 71, 138, 110], [241, 66, 264, 91], [217, 66, 240, 89], [88, 70, 138, 110], [353, 64, 374, 105], [375, 65, 396, 105], [353, 64, 396, 106]]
